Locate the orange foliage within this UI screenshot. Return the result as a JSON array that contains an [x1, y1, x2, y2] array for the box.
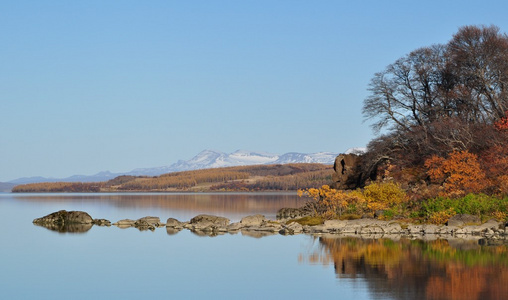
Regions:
[[425, 150, 487, 197], [494, 110, 508, 131], [479, 145, 508, 195]]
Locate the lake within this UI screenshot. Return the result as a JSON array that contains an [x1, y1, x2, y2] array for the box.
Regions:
[[1, 192, 507, 299]]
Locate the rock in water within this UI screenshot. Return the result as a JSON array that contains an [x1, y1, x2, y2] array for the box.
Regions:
[[240, 215, 266, 227], [33, 210, 94, 233], [189, 214, 230, 227], [33, 210, 93, 225]]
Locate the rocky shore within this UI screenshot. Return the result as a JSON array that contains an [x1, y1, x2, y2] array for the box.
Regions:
[[32, 210, 508, 243]]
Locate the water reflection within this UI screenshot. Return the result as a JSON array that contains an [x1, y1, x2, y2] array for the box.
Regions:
[[301, 236, 508, 300], [33, 222, 93, 233], [14, 193, 304, 220]]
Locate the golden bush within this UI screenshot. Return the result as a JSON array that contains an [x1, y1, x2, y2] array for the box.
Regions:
[[428, 208, 456, 225], [298, 185, 365, 219], [362, 182, 407, 212]]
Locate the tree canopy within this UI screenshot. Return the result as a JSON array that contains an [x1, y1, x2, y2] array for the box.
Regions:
[[363, 25, 508, 163], [361, 25, 508, 197]]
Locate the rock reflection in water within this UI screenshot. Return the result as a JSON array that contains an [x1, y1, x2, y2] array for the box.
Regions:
[[300, 236, 508, 300], [33, 222, 93, 234]]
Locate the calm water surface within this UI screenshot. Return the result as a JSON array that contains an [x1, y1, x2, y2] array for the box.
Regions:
[[1, 193, 507, 299]]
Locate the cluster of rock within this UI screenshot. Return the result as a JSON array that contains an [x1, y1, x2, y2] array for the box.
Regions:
[[303, 216, 507, 239], [33, 210, 508, 240]]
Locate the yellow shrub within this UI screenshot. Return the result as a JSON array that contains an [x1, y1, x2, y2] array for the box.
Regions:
[[429, 208, 456, 225], [362, 182, 407, 212], [492, 211, 507, 222], [299, 183, 407, 219], [298, 185, 365, 219]]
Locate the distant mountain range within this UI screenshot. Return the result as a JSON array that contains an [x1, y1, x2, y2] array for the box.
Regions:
[[5, 148, 366, 186]]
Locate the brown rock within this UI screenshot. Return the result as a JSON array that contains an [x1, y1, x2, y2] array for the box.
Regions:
[[332, 153, 364, 189]]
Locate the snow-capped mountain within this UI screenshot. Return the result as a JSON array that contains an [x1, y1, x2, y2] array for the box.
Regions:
[[162, 149, 278, 172], [8, 148, 364, 185], [273, 152, 340, 164], [162, 149, 340, 172]]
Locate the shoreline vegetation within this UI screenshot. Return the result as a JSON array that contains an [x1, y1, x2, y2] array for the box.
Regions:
[[12, 163, 333, 193]]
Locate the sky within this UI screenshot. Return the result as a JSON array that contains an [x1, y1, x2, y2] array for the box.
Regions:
[[2, 0, 508, 182]]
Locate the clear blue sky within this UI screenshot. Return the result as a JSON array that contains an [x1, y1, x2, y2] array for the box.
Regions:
[[2, 0, 508, 182]]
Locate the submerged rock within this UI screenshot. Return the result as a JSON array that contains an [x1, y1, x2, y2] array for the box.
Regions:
[[93, 219, 111, 226], [166, 218, 184, 229]]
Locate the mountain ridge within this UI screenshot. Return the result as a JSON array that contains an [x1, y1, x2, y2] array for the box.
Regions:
[[8, 148, 366, 185]]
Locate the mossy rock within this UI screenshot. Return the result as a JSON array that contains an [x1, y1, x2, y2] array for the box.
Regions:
[[287, 216, 324, 226]]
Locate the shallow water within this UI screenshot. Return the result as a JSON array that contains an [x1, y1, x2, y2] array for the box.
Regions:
[[1, 193, 507, 299]]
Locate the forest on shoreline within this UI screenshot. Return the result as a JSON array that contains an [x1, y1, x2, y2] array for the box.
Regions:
[[11, 163, 333, 193], [297, 25, 508, 225]]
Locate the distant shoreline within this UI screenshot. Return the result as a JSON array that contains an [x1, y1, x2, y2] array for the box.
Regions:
[[11, 163, 333, 193]]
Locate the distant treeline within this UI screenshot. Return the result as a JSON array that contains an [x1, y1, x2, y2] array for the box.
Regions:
[[11, 163, 334, 193], [11, 181, 103, 193]]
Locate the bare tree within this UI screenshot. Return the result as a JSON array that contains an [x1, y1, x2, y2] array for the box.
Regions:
[[447, 25, 508, 120], [362, 25, 508, 172]]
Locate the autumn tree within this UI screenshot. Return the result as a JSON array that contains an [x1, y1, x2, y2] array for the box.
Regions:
[[424, 150, 487, 197], [362, 25, 508, 184]]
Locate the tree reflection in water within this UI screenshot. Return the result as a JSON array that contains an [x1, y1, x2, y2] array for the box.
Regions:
[[300, 236, 508, 300]]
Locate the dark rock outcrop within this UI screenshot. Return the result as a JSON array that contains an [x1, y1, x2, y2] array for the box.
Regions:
[[332, 153, 365, 189]]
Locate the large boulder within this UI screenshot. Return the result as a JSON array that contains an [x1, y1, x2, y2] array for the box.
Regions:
[[33, 210, 93, 225], [33, 210, 94, 233], [188, 214, 230, 232], [332, 153, 364, 189]]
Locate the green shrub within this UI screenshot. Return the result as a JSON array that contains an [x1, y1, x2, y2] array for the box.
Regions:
[[419, 194, 508, 222]]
